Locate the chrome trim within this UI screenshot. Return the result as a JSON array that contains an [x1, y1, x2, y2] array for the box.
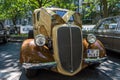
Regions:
[[22, 62, 57, 69], [96, 35, 120, 39], [69, 26, 73, 72], [84, 57, 107, 64], [105, 47, 120, 53]]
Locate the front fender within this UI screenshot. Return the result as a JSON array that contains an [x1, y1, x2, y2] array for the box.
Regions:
[[83, 38, 106, 58], [82, 38, 106, 68], [20, 39, 54, 64]]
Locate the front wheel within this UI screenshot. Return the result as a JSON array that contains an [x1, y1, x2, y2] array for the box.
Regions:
[[25, 69, 38, 78], [89, 63, 100, 69]]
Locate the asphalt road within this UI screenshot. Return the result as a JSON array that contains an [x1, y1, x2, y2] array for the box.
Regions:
[[0, 42, 120, 80]]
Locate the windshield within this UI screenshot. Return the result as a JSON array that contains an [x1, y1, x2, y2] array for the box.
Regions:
[[55, 10, 66, 17], [54, 10, 74, 22]]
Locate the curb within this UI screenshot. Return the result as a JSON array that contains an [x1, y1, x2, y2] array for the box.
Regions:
[[8, 37, 27, 42], [8, 39, 23, 42]]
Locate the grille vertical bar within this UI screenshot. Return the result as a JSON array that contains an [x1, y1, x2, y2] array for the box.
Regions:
[[57, 26, 82, 73]]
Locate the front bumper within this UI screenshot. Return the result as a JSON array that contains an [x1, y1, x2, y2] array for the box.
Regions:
[[84, 57, 107, 64], [22, 62, 57, 69]]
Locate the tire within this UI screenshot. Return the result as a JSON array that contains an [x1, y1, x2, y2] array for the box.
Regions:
[[28, 30, 34, 39], [25, 69, 38, 78], [89, 63, 100, 69]]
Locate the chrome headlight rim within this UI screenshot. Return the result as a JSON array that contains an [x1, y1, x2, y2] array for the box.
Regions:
[[87, 34, 96, 44], [35, 34, 46, 46]]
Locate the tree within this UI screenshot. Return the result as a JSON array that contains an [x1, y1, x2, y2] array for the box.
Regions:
[[28, 0, 76, 10], [81, 0, 108, 18], [0, 0, 77, 26], [83, 0, 120, 18], [81, 0, 120, 24], [100, 0, 108, 18], [0, 0, 30, 26], [107, 0, 120, 16], [51, 0, 76, 10], [99, 0, 120, 17]]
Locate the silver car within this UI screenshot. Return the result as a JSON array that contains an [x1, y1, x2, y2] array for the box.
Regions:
[[92, 16, 120, 53]]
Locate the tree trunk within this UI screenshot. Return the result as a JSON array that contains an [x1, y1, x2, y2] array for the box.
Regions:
[[37, 0, 42, 8], [12, 18, 16, 26], [101, 0, 108, 18], [12, 18, 17, 34]]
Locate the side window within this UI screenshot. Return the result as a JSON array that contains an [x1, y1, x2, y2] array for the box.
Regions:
[[37, 11, 40, 21], [33, 13, 36, 24], [98, 22, 109, 30], [97, 23, 105, 33], [98, 18, 118, 30], [97, 17, 120, 32], [33, 11, 40, 24], [107, 18, 117, 31], [109, 24, 117, 31], [98, 24, 104, 30]]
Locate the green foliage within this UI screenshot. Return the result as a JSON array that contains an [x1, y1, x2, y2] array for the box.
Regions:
[[107, 0, 120, 15], [0, 0, 119, 25], [0, 0, 77, 22], [10, 34, 28, 37], [0, 0, 29, 19], [82, 0, 120, 22], [28, 0, 77, 10], [50, 0, 77, 10]]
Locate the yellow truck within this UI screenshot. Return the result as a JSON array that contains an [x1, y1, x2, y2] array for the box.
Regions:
[[20, 7, 107, 78]]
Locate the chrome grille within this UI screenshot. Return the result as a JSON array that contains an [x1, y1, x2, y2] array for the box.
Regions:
[[57, 26, 82, 72]]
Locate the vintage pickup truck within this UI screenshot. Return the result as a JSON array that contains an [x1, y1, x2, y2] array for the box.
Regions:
[[20, 7, 107, 78]]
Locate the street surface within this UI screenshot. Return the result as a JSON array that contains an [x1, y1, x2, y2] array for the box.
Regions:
[[0, 42, 120, 80]]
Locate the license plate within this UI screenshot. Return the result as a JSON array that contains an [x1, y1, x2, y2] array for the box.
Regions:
[[87, 49, 99, 57]]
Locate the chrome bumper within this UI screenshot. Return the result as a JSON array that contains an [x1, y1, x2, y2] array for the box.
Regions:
[[22, 62, 57, 69], [84, 57, 107, 64]]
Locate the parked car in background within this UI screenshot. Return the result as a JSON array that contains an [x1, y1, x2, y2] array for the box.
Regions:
[[0, 22, 9, 43], [20, 7, 107, 78], [91, 16, 120, 53], [82, 25, 95, 32]]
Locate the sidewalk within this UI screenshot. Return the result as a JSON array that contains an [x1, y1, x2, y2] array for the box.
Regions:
[[0, 43, 23, 80]]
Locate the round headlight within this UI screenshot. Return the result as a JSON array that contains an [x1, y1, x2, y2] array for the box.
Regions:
[[87, 34, 96, 44], [35, 34, 46, 46]]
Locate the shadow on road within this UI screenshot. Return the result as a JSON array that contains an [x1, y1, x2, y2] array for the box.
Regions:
[[19, 67, 112, 80], [0, 42, 22, 80]]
